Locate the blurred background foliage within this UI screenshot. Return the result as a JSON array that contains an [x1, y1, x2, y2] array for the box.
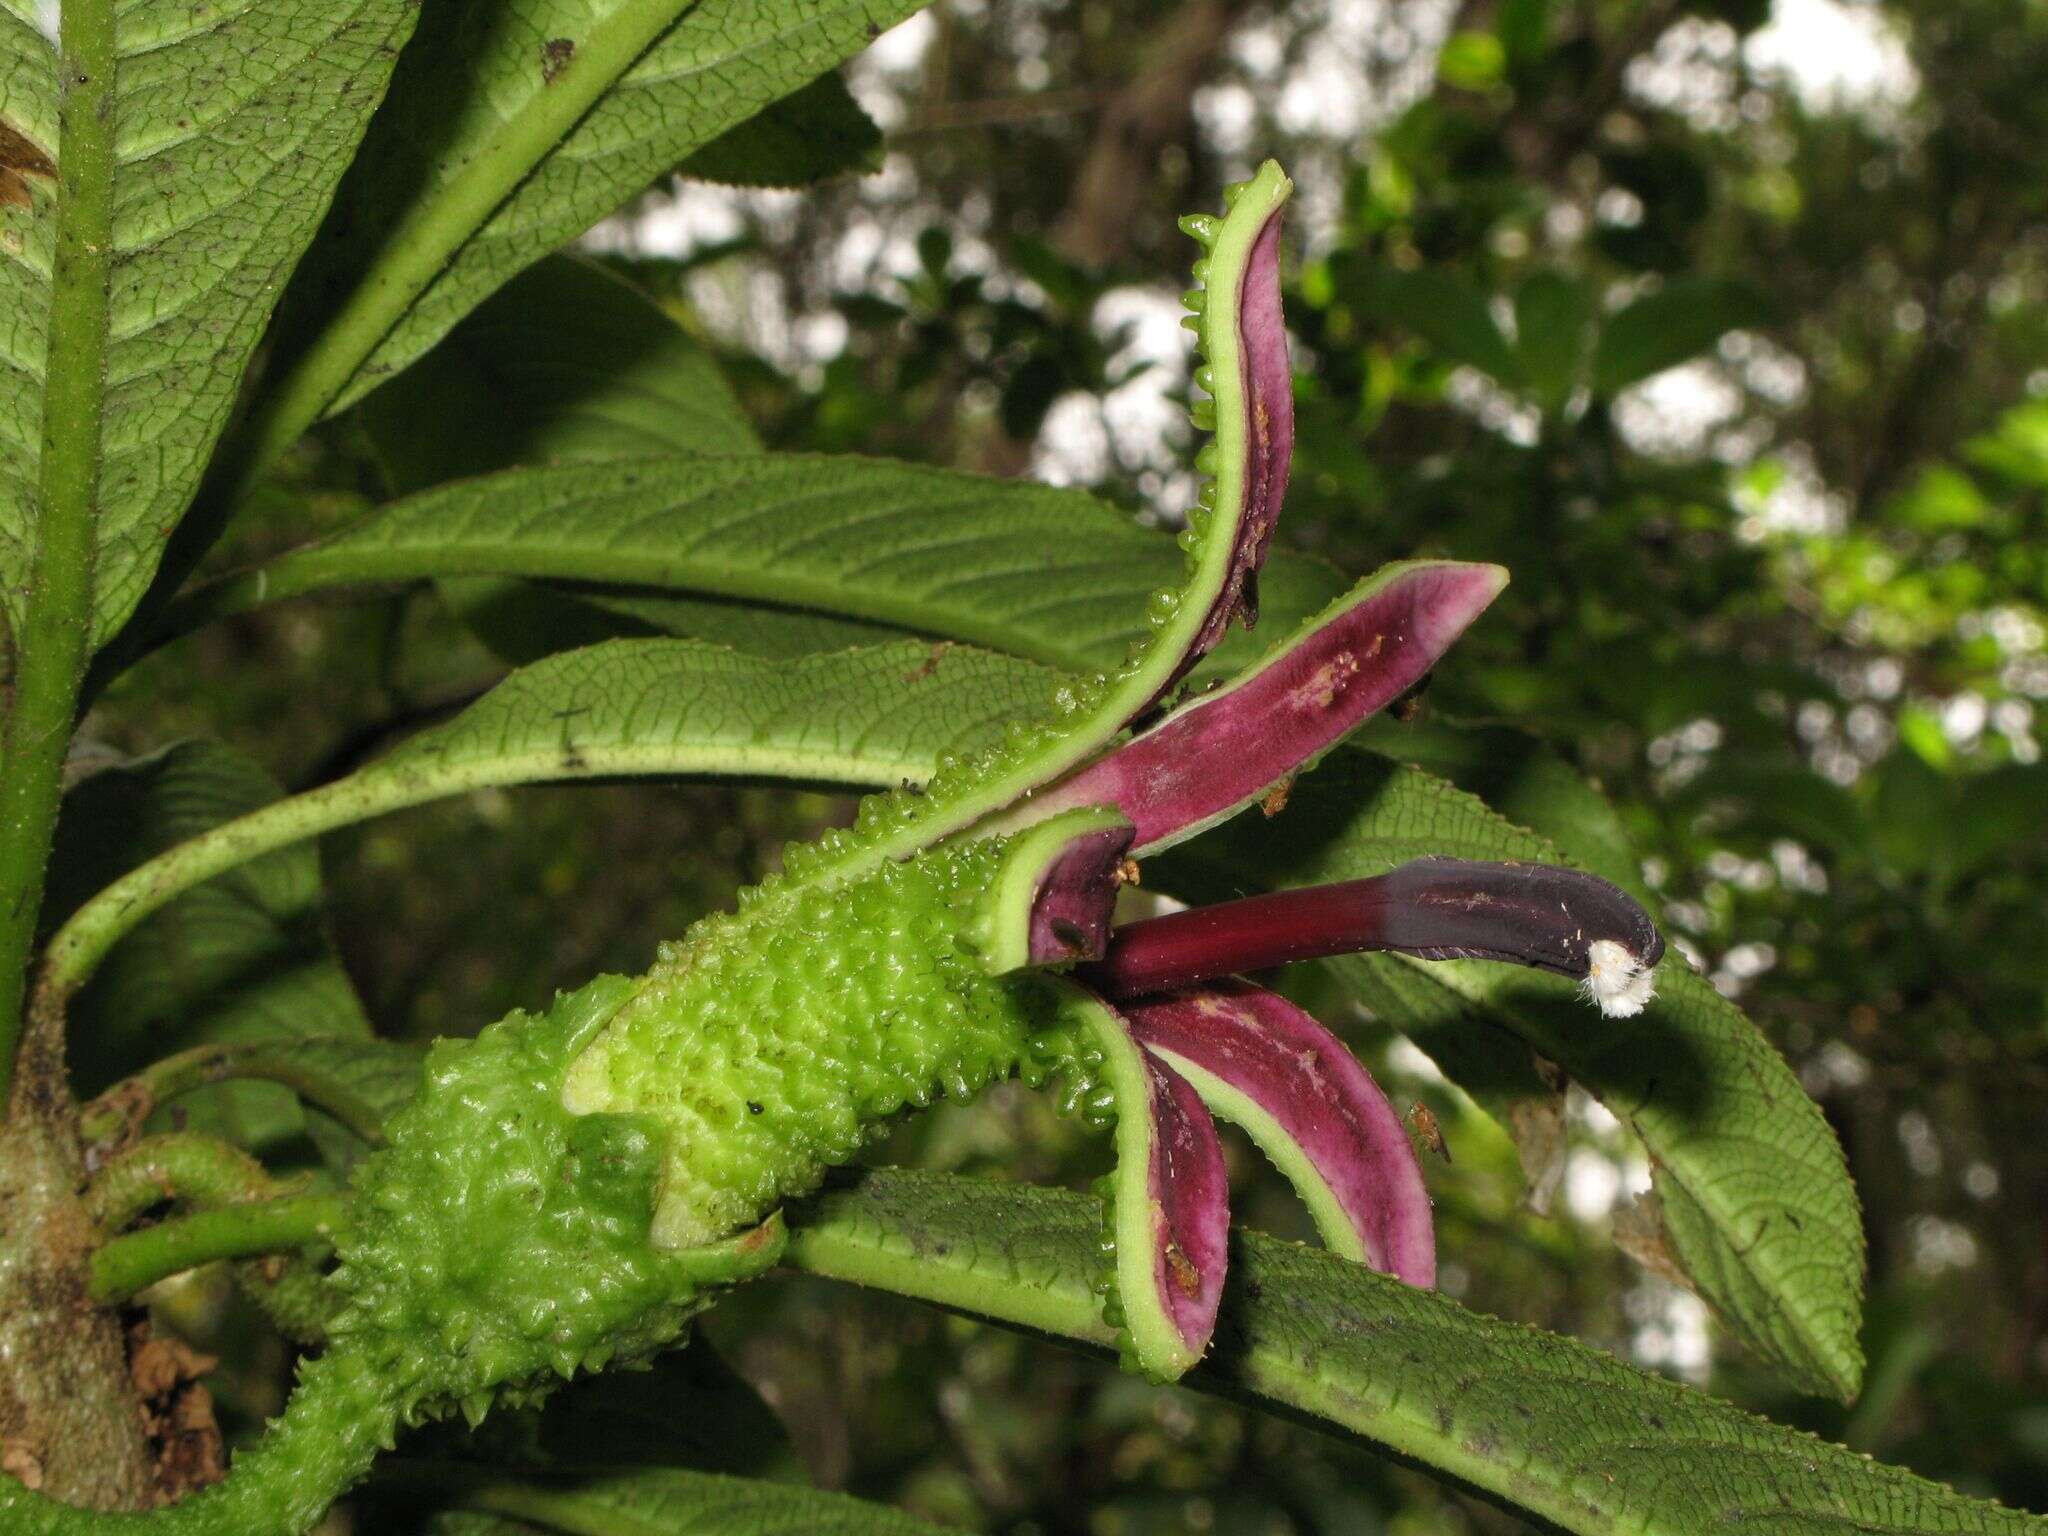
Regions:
[[85, 0, 2047, 1531]]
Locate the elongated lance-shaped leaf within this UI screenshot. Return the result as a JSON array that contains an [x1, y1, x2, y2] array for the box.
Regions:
[[1061, 986, 1230, 1382], [157, 454, 1349, 674], [785, 1170, 2045, 1536], [984, 559, 1507, 854], [1089, 856, 1662, 1008], [1160, 750, 1868, 1401], [1121, 981, 1435, 1285], [44, 638, 1059, 999], [0, 0, 416, 646], [233, 0, 937, 496], [979, 807, 1134, 973]]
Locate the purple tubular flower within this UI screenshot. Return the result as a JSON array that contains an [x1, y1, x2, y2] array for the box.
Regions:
[[969, 165, 1672, 1385], [1017, 561, 1509, 855], [1087, 856, 1665, 1016], [1123, 982, 1434, 1286]]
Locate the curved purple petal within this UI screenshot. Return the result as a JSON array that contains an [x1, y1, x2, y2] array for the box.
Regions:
[[1123, 981, 1434, 1287], [979, 808, 1134, 973], [1017, 561, 1507, 854], [1025, 825, 1135, 967], [1065, 989, 1230, 1381], [1180, 200, 1294, 673]]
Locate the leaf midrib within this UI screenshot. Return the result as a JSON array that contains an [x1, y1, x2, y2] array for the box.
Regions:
[[215, 0, 709, 505]]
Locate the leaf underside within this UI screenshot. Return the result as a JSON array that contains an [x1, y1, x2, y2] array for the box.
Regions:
[[375, 636, 1061, 793], [0, 0, 416, 646], [237, 454, 1350, 678], [283, 0, 936, 420], [787, 1171, 2028, 1536]]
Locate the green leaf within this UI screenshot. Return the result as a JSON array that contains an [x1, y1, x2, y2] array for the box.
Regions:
[[360, 256, 761, 494], [1513, 273, 1593, 412], [412, 1470, 958, 1536], [183, 455, 1348, 678], [45, 639, 1059, 994], [1591, 278, 1773, 395], [260, 0, 935, 445], [787, 1170, 2034, 1536], [435, 580, 900, 669], [1360, 267, 1522, 386], [575, 592, 904, 658], [47, 742, 373, 1151], [353, 254, 768, 664], [1354, 715, 1645, 898], [0, 0, 416, 646], [680, 72, 884, 187], [373, 637, 1051, 790], [1160, 750, 1868, 1402]]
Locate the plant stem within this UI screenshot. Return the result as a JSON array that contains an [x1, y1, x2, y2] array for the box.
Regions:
[[83, 1131, 279, 1232], [79, 1041, 392, 1153], [89, 1192, 347, 1304], [0, 0, 116, 1110]]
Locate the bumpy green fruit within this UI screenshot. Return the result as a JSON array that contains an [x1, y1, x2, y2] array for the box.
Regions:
[[561, 838, 1066, 1249]]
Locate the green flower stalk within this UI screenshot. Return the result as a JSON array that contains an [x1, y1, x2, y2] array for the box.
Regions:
[[0, 161, 1664, 1535]]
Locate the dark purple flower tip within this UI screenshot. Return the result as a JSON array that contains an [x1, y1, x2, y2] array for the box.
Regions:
[[982, 808, 1135, 973], [1013, 561, 1508, 855], [1087, 856, 1664, 1018], [1122, 981, 1435, 1287], [1068, 990, 1231, 1381]]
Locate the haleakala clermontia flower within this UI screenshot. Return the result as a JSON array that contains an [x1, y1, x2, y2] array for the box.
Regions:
[[0, 161, 1664, 1535]]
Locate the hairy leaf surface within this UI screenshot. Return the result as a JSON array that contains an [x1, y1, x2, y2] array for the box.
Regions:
[[196, 456, 1348, 675], [281, 0, 934, 422], [1160, 752, 1866, 1400], [0, 0, 414, 645], [789, 1171, 2015, 1536]]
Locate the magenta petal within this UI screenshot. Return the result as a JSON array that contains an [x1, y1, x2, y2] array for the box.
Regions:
[[1181, 206, 1294, 675], [1065, 989, 1230, 1380], [1025, 561, 1508, 854], [1135, 1044, 1232, 1364], [1123, 982, 1434, 1287], [981, 808, 1134, 975], [1026, 824, 1136, 967]]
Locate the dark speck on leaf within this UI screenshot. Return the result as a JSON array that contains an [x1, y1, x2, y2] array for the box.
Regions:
[[747, 1101, 763, 1115], [541, 38, 576, 83]]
